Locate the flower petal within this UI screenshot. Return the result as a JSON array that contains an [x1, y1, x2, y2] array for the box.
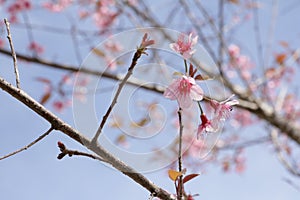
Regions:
[[178, 93, 193, 108], [190, 84, 203, 101]]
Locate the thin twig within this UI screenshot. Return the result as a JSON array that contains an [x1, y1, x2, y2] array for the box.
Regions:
[[92, 35, 152, 143], [271, 129, 300, 177], [216, 136, 270, 151], [177, 108, 183, 200], [185, 0, 253, 101], [4, 18, 20, 89], [200, 1, 259, 98], [270, 86, 300, 177], [282, 177, 300, 192], [252, 0, 265, 70], [265, 0, 278, 67], [218, 0, 224, 70], [0, 14, 300, 146], [0, 126, 54, 161], [57, 141, 105, 162], [179, 0, 217, 62]]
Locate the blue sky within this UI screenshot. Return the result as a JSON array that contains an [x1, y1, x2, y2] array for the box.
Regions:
[[1, 1, 300, 199]]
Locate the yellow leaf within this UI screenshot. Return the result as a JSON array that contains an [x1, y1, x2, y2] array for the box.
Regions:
[[168, 169, 183, 181]]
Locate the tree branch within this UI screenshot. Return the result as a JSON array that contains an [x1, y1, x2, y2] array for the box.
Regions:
[[1, 47, 299, 145], [271, 129, 300, 177], [4, 19, 20, 89], [0, 48, 164, 94], [0, 126, 54, 160], [92, 34, 152, 142], [177, 108, 184, 200], [0, 76, 175, 200], [57, 141, 105, 161]]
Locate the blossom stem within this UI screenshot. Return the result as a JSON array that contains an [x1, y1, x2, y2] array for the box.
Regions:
[[177, 107, 183, 200], [184, 59, 188, 75], [197, 101, 204, 114]]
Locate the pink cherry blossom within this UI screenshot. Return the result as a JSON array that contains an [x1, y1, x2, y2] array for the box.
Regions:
[[231, 110, 254, 128], [53, 101, 64, 112], [28, 42, 44, 55], [170, 33, 198, 59], [228, 45, 254, 81], [197, 113, 218, 138], [104, 41, 123, 53], [210, 95, 239, 121], [234, 154, 246, 174], [93, 11, 118, 30], [228, 44, 240, 58], [53, 100, 71, 113], [7, 0, 32, 23], [164, 75, 203, 108], [43, 0, 72, 12]]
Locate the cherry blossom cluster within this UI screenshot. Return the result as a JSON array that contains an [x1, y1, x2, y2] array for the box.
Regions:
[[43, 0, 72, 12], [164, 33, 239, 139], [6, 0, 31, 23], [28, 41, 44, 55], [42, 0, 120, 32], [228, 44, 254, 81]]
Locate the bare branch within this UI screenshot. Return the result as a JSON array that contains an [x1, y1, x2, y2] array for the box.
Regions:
[[92, 34, 154, 142], [252, 0, 265, 70], [120, 2, 300, 145], [57, 141, 105, 162], [0, 77, 174, 200], [179, 0, 217, 62], [0, 48, 165, 94], [216, 136, 270, 151], [218, 0, 225, 67], [282, 178, 300, 192], [1, 47, 299, 145], [4, 19, 20, 89], [0, 126, 54, 161], [271, 129, 300, 177], [177, 108, 184, 200]]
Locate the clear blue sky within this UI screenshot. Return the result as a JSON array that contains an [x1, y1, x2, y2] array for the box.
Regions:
[[1, 1, 300, 199]]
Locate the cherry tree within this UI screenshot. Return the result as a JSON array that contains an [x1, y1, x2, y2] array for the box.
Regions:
[[1, 1, 300, 199]]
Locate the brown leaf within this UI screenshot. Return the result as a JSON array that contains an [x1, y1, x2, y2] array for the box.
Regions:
[[115, 134, 126, 144], [183, 174, 200, 184], [92, 48, 106, 57], [40, 92, 51, 105], [131, 117, 149, 127], [35, 77, 51, 84], [228, 0, 239, 4], [189, 63, 197, 77], [194, 74, 212, 81], [276, 53, 286, 65]]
